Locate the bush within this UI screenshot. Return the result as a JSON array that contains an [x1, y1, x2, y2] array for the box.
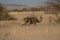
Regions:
[[0, 3, 16, 20], [30, 7, 40, 11]]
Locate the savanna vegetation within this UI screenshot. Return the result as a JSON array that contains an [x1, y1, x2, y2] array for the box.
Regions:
[[0, 3, 16, 20]]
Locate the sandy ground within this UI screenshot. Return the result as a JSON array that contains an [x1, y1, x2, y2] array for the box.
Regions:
[[0, 12, 60, 40]]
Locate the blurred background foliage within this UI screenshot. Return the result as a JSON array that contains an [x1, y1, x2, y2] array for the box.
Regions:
[[0, 3, 16, 20]]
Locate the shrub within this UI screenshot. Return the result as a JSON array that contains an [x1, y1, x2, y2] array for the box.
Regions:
[[0, 3, 16, 20]]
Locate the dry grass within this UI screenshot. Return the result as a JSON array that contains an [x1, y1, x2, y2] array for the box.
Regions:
[[0, 11, 60, 40]]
